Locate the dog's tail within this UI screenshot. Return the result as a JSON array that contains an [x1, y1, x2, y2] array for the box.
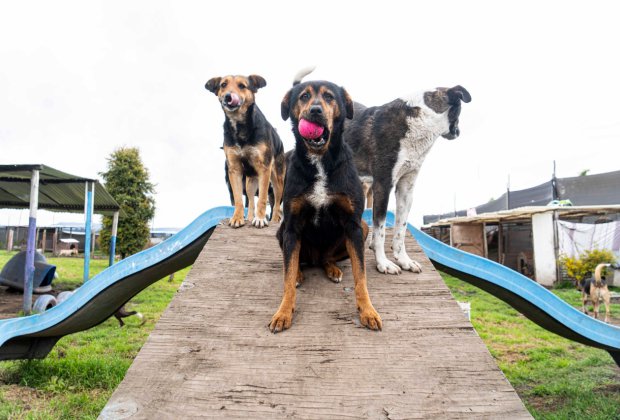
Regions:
[[594, 263, 611, 287], [293, 66, 316, 86]]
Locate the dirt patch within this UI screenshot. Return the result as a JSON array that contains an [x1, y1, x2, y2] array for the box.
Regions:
[[0, 287, 25, 319], [596, 382, 620, 396], [0, 384, 50, 412], [0, 283, 75, 320], [495, 349, 530, 364], [489, 341, 547, 364], [524, 393, 566, 414]]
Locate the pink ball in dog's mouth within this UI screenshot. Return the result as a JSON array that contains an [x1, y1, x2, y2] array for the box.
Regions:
[[298, 119, 325, 140]]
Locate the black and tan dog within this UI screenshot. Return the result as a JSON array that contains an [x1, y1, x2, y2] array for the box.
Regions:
[[344, 86, 471, 274], [206, 74, 285, 228], [269, 71, 382, 333]]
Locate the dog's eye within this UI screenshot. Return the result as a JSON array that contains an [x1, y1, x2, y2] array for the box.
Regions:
[[323, 92, 334, 101], [300, 92, 310, 101], [238, 83, 246, 90], [221, 82, 228, 88]]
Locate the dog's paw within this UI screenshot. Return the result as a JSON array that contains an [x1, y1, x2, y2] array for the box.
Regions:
[[376, 258, 402, 275], [324, 263, 343, 283], [252, 216, 269, 228], [271, 212, 282, 224], [359, 305, 382, 331], [269, 309, 293, 333], [229, 215, 245, 228], [296, 270, 305, 288], [395, 255, 422, 273]]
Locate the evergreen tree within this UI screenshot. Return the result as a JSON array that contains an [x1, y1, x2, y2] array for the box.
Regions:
[[99, 147, 156, 259]]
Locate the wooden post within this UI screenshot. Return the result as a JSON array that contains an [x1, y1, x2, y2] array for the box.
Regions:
[[24, 169, 40, 315], [41, 229, 47, 253], [52, 229, 58, 255], [553, 210, 561, 284], [482, 222, 488, 259], [498, 222, 504, 265], [7, 228, 14, 251]]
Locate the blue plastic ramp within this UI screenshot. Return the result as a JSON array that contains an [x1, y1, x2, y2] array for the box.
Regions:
[[0, 206, 234, 360], [406, 222, 620, 366]]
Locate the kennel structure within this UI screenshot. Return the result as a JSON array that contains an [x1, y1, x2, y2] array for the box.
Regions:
[[1, 223, 102, 255], [423, 169, 620, 286], [423, 205, 620, 286]]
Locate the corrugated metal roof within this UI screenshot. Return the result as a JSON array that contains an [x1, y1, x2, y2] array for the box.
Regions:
[[0, 164, 123, 216], [425, 205, 620, 227]]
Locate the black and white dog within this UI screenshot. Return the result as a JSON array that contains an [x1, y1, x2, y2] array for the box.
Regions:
[[344, 87, 471, 274]]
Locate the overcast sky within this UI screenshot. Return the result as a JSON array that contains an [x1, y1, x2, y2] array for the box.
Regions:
[[1, 1, 619, 229]]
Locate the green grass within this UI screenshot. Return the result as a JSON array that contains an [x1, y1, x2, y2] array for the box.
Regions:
[[0, 250, 190, 419], [1, 249, 620, 418], [443, 272, 620, 419]]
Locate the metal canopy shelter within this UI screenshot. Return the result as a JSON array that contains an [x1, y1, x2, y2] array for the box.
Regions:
[[0, 164, 122, 314]]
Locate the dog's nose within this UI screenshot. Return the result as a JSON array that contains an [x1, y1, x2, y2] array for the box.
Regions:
[[224, 93, 232, 103], [310, 105, 323, 115]]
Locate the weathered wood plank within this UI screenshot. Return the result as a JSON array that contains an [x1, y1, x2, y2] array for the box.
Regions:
[[100, 221, 531, 419]]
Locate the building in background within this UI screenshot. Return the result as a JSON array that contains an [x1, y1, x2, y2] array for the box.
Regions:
[[1, 222, 102, 255], [423, 170, 620, 286]]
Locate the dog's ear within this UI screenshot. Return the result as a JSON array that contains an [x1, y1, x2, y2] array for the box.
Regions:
[[281, 89, 292, 120], [205, 77, 221, 94], [342, 88, 354, 119], [248, 75, 267, 92], [447, 85, 472, 104]]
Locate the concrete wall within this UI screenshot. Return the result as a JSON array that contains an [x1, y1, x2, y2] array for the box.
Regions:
[[532, 212, 557, 286]]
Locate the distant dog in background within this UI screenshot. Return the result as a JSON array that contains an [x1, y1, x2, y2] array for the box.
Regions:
[[206, 74, 285, 228], [579, 263, 613, 323], [344, 86, 471, 274]]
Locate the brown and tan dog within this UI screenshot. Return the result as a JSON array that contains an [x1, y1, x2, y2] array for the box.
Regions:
[[579, 263, 612, 323], [206, 74, 285, 228], [269, 70, 382, 333]]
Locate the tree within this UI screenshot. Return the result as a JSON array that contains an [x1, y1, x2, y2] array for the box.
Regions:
[[99, 147, 156, 259]]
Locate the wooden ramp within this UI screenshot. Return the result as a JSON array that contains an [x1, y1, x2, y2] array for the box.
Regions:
[[100, 222, 530, 419]]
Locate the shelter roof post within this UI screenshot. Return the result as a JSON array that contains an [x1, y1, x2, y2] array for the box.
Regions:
[[23, 169, 40, 315], [83, 182, 94, 282], [109, 211, 119, 266]]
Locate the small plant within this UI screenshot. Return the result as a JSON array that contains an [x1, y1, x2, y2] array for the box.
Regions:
[[44, 376, 72, 394], [559, 248, 617, 285]]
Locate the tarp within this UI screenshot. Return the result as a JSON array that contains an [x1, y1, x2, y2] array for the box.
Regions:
[[557, 220, 620, 259], [0, 164, 122, 216], [424, 170, 620, 224], [556, 171, 620, 206]]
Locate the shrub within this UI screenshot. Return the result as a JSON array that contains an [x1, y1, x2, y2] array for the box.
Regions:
[[559, 248, 617, 284]]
